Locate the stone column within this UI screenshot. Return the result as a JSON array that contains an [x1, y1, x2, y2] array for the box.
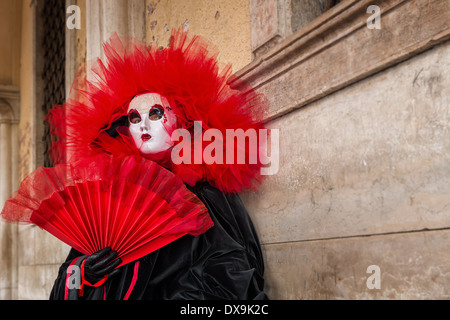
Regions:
[[0, 106, 13, 209], [0, 118, 12, 300], [0, 91, 19, 299]]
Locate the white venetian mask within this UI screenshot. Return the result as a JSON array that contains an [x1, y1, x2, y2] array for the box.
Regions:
[[127, 93, 177, 155]]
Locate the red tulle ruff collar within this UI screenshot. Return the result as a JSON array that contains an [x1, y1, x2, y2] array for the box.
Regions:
[[47, 29, 268, 194]]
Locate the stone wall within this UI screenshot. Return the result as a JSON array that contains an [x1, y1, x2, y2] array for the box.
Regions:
[[144, 0, 253, 73], [243, 40, 450, 299], [238, 0, 450, 299]]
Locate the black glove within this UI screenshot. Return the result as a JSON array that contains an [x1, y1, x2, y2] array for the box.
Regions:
[[83, 247, 122, 285]]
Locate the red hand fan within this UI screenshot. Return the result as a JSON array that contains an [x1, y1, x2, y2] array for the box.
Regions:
[[1, 154, 213, 267]]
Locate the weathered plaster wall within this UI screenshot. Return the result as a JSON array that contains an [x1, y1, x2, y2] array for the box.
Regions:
[[144, 0, 252, 72], [0, 0, 22, 87]]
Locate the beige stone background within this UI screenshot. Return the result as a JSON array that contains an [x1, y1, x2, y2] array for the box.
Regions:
[[0, 0, 449, 299]]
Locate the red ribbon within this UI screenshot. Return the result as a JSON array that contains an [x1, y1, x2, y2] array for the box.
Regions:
[[79, 259, 109, 297]]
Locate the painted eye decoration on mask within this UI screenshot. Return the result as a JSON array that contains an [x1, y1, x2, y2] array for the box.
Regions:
[[126, 93, 178, 156], [128, 109, 141, 124], [149, 105, 164, 121], [128, 105, 165, 124]]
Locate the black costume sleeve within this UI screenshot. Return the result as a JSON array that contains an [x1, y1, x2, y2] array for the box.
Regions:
[[49, 251, 86, 300], [49, 182, 268, 300], [186, 183, 267, 299]]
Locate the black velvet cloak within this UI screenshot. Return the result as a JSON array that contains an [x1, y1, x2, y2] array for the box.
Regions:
[[49, 182, 268, 300]]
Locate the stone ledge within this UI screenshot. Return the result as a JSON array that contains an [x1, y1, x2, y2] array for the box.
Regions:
[[232, 0, 450, 121], [262, 228, 450, 299]]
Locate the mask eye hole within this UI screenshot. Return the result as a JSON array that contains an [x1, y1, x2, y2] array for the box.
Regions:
[[128, 110, 141, 124], [149, 105, 164, 121]]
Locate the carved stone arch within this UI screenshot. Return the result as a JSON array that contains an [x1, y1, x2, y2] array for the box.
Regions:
[[0, 99, 13, 122], [0, 86, 20, 124], [0, 99, 16, 124]]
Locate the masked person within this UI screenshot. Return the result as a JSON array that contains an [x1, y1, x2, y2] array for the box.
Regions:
[[47, 30, 269, 300]]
